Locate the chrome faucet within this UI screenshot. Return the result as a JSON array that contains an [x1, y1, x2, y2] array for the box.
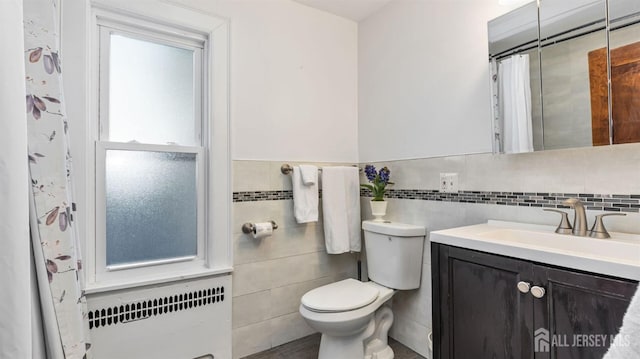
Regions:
[[563, 198, 588, 236], [546, 197, 628, 239]]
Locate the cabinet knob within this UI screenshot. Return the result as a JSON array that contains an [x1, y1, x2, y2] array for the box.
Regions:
[[531, 286, 546, 298], [517, 281, 531, 293]]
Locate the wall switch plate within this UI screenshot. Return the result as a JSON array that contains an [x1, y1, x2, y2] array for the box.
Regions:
[[440, 173, 459, 193]]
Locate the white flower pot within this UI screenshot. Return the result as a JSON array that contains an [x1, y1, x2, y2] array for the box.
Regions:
[[370, 200, 388, 222]]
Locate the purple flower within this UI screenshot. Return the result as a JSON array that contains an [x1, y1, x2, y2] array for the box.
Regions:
[[364, 165, 377, 182], [361, 164, 393, 201], [379, 167, 390, 184]]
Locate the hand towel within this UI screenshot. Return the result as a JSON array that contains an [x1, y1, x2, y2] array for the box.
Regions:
[[603, 287, 640, 359], [321, 166, 361, 254], [293, 165, 318, 223], [299, 165, 317, 185]]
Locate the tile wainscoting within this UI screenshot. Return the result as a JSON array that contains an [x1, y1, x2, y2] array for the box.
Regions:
[[231, 161, 358, 359], [233, 144, 640, 358], [362, 143, 640, 357]]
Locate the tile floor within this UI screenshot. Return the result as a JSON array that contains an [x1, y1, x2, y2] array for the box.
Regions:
[[242, 333, 426, 359]]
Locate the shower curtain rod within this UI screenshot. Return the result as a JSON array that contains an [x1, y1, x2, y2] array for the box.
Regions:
[[491, 14, 640, 61]]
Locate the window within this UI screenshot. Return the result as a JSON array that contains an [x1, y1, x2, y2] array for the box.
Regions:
[[102, 149, 201, 267], [88, 5, 231, 288]]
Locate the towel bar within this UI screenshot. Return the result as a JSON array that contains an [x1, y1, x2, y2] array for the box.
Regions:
[[280, 164, 361, 175]]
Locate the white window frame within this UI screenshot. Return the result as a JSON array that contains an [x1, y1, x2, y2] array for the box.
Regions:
[[97, 21, 205, 145], [86, 2, 231, 292]]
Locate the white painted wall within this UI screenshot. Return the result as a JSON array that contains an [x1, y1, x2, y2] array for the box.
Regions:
[[191, 0, 360, 162], [358, 0, 525, 161]]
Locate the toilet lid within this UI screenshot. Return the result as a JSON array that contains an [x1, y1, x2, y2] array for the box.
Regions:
[[301, 279, 379, 313]]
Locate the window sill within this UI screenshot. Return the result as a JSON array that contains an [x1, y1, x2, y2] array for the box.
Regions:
[[84, 266, 233, 295]]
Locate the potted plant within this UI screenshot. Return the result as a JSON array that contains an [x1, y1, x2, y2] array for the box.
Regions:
[[361, 165, 393, 221]]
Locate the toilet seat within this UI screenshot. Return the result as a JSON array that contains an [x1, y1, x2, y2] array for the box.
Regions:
[[301, 279, 379, 313]]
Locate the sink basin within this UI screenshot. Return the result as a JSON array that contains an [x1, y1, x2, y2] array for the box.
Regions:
[[431, 221, 640, 280], [477, 228, 640, 264]]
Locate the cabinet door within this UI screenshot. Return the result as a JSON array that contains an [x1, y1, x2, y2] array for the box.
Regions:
[[533, 265, 638, 359], [433, 244, 534, 359]]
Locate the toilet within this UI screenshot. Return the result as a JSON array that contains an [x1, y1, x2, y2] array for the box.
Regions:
[[299, 220, 426, 359]]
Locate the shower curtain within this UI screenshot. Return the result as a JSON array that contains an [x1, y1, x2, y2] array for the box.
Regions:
[[499, 54, 534, 154], [0, 0, 91, 357]]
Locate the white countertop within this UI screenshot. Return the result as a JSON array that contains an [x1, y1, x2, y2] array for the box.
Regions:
[[430, 220, 640, 281]]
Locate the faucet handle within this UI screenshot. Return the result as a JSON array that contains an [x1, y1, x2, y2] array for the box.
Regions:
[[543, 209, 573, 234], [589, 213, 627, 239]]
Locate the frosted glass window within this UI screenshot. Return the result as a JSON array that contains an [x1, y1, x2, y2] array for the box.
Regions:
[[105, 150, 197, 266], [108, 34, 198, 146]]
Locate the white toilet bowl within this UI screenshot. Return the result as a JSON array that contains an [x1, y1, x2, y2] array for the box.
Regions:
[[299, 279, 395, 359], [300, 221, 426, 359]]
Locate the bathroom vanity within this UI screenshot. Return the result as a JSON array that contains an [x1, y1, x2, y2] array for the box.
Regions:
[[430, 221, 640, 359]]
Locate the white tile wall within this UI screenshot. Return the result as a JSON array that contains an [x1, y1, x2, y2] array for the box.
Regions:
[[233, 146, 640, 358], [365, 142, 640, 358], [232, 320, 272, 359], [270, 312, 316, 347], [232, 160, 358, 359], [233, 290, 272, 329], [233, 261, 272, 297]]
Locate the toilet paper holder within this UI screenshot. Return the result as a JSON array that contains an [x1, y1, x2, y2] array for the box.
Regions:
[[242, 220, 278, 235]]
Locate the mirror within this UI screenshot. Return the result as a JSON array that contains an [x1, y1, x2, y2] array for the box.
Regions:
[[488, 2, 541, 153], [539, 0, 607, 151], [488, 0, 640, 153], [608, 0, 640, 144]]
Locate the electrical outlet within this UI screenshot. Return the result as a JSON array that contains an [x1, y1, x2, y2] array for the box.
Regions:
[[440, 173, 449, 192], [440, 173, 459, 193]]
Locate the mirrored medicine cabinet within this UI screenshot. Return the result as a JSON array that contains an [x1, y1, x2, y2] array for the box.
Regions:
[[488, 0, 640, 154]]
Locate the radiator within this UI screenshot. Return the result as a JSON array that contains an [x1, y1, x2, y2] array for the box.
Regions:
[[87, 275, 231, 359]]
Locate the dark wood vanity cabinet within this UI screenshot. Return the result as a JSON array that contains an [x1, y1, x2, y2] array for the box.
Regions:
[[431, 243, 638, 359]]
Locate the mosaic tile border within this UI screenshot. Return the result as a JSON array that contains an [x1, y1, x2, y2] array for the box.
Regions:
[[233, 190, 293, 202], [232, 189, 640, 213], [378, 189, 640, 213]]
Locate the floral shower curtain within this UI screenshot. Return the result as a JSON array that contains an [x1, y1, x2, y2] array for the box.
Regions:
[[23, 0, 92, 357]]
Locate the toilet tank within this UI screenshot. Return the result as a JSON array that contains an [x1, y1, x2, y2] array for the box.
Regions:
[[362, 221, 426, 290]]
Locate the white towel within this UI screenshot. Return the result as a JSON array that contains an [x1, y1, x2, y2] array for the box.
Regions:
[[299, 165, 317, 185], [292, 166, 318, 223], [603, 288, 640, 359], [321, 166, 361, 254]]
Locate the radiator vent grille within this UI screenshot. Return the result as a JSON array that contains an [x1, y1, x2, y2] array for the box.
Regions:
[[88, 286, 225, 329]]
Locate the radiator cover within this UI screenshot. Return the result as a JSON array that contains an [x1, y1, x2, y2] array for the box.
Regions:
[[87, 275, 231, 359]]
